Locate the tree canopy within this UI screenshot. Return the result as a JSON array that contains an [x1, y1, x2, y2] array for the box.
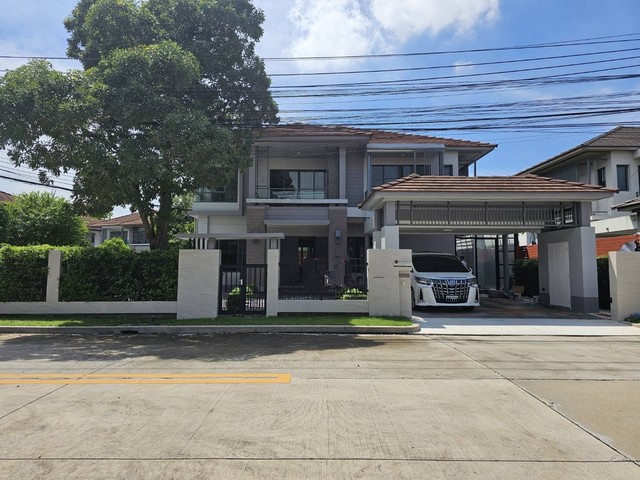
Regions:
[[0, 0, 278, 249], [0, 192, 89, 247]]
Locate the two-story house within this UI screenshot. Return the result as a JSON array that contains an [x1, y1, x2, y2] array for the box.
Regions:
[[518, 126, 640, 250], [87, 213, 150, 251], [190, 124, 496, 288]]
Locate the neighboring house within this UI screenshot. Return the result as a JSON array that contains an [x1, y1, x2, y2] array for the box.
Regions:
[[87, 213, 150, 251], [518, 127, 640, 244], [524, 233, 638, 259], [189, 123, 505, 288], [0, 191, 14, 202]]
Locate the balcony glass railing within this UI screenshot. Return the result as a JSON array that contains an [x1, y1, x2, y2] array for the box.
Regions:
[[255, 187, 338, 200]]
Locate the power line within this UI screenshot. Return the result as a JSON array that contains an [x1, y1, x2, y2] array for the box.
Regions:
[[0, 173, 73, 191]]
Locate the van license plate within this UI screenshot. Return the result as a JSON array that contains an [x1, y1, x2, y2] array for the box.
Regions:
[[446, 295, 458, 301]]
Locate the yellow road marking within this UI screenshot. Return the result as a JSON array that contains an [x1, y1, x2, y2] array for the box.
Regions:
[[0, 373, 291, 385]]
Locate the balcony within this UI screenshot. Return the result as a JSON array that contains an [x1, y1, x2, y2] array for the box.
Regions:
[[254, 186, 339, 200]]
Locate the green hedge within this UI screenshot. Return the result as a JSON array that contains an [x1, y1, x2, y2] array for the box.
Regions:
[[0, 240, 179, 302], [0, 245, 51, 301], [59, 239, 178, 301]]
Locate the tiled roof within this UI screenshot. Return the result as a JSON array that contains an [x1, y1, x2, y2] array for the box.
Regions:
[[257, 124, 496, 148], [87, 213, 143, 228], [525, 234, 638, 259], [0, 191, 14, 202], [611, 196, 640, 212], [370, 173, 616, 194], [519, 126, 640, 174], [583, 126, 640, 148]]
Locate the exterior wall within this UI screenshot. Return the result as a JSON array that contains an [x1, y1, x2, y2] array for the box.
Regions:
[[346, 152, 364, 207], [443, 151, 459, 175], [537, 227, 599, 312], [208, 215, 247, 234], [0, 302, 177, 315], [246, 206, 266, 263], [609, 251, 640, 321]]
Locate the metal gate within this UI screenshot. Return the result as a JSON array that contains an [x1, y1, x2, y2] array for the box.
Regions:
[[219, 264, 267, 315]]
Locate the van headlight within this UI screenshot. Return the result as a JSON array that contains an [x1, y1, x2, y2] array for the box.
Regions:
[[468, 277, 478, 287], [416, 277, 433, 286]]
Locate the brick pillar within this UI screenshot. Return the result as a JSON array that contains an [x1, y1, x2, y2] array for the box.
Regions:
[[329, 206, 348, 286]]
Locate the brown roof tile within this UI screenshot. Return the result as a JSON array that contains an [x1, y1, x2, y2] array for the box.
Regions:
[[371, 173, 616, 194], [257, 124, 496, 148], [87, 213, 143, 228], [0, 191, 14, 202], [584, 126, 640, 148]]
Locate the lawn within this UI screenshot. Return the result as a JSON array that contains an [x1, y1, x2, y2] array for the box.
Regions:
[[0, 315, 413, 327]]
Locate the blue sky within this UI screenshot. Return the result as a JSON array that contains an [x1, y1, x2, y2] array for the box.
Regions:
[[1, 0, 639, 206]]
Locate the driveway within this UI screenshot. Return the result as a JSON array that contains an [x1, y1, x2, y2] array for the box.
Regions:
[[1, 333, 639, 479], [413, 297, 640, 335]]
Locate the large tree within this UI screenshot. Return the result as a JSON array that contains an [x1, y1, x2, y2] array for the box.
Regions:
[[0, 0, 278, 249], [2, 192, 89, 246]]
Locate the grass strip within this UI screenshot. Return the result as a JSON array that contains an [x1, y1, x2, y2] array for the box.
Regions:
[[0, 315, 413, 327]]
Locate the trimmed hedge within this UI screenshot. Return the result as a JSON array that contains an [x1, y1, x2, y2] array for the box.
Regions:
[[0, 240, 179, 302], [0, 245, 51, 302], [59, 239, 178, 301]]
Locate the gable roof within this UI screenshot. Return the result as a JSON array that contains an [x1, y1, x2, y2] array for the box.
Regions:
[[360, 174, 616, 210], [519, 126, 640, 175], [256, 124, 496, 149], [0, 191, 14, 202], [87, 213, 144, 228]]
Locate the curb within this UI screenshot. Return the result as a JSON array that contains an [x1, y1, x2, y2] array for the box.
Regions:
[[0, 324, 421, 335]]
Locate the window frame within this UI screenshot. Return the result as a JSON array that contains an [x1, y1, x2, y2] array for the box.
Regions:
[[616, 164, 629, 191], [597, 167, 606, 187]]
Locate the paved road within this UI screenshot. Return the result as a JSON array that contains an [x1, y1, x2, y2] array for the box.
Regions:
[[1, 333, 639, 479]]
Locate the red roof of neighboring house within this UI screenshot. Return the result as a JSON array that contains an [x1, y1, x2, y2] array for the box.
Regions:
[[524, 234, 637, 259], [0, 191, 14, 202], [87, 213, 144, 228]]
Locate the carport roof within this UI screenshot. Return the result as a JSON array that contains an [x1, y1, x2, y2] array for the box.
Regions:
[[360, 174, 616, 210]]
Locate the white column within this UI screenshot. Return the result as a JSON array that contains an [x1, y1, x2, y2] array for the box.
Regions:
[[46, 250, 61, 303], [609, 251, 640, 321], [266, 248, 280, 317], [367, 249, 412, 318], [381, 226, 400, 249], [177, 249, 220, 319]]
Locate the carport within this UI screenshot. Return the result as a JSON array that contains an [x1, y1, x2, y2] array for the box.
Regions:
[[360, 174, 615, 313]]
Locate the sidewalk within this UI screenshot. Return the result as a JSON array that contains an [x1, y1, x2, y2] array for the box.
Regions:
[[414, 316, 640, 335]]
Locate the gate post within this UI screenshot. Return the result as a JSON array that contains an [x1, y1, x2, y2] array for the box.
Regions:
[[367, 249, 412, 318], [266, 247, 280, 317], [177, 249, 221, 319]]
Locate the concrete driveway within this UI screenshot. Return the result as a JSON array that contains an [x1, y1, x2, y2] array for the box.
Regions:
[[1, 333, 639, 479], [414, 297, 640, 335]]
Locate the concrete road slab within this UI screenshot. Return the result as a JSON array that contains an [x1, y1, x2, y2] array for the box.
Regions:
[[1, 333, 639, 479], [518, 380, 640, 459]]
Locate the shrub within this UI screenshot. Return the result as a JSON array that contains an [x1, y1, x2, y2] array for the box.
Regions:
[[512, 259, 539, 297], [341, 288, 367, 300], [226, 285, 255, 311], [0, 245, 53, 301]]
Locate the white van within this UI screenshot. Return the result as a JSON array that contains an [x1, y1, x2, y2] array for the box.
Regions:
[[411, 252, 480, 310]]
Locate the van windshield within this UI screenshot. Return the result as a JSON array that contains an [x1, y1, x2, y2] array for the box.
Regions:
[[412, 255, 468, 273]]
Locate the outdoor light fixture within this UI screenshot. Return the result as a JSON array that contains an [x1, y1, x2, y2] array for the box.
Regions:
[[335, 228, 342, 245]]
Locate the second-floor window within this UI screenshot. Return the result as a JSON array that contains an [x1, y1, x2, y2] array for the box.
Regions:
[[269, 170, 327, 199], [371, 164, 430, 186], [597, 167, 606, 187], [617, 165, 629, 191]]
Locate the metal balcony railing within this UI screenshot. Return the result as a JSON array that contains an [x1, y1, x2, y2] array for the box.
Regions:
[[255, 186, 339, 200]]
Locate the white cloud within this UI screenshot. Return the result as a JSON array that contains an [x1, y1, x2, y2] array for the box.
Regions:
[[371, 0, 500, 41], [274, 0, 501, 72], [453, 60, 474, 74], [285, 0, 380, 71]]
